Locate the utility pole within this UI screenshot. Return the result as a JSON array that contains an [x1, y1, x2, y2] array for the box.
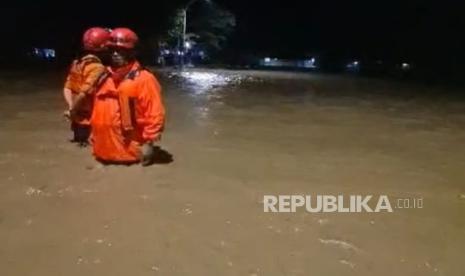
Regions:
[[181, 0, 210, 68]]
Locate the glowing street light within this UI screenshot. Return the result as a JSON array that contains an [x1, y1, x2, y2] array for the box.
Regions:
[[181, 0, 212, 67]]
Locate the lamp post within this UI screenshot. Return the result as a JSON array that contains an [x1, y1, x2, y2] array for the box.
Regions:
[[181, 0, 210, 67]]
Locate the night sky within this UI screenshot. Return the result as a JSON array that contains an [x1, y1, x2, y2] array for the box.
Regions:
[[1, 0, 464, 71]]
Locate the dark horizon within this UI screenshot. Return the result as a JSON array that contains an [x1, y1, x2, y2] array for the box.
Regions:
[[1, 0, 464, 73]]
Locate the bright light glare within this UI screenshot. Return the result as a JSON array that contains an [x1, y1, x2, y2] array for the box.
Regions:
[[346, 60, 360, 69], [180, 72, 229, 93]]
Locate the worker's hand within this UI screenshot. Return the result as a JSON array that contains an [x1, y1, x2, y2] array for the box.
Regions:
[[141, 142, 155, 166], [63, 109, 71, 120]]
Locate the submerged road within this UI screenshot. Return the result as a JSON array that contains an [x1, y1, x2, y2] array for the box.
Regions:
[[0, 68, 464, 275]]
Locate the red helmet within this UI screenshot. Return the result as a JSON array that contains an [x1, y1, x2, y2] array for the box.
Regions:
[[108, 28, 139, 49], [82, 27, 111, 52]]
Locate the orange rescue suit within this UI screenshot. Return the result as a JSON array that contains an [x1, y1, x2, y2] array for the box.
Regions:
[[90, 62, 165, 162], [64, 54, 106, 125]]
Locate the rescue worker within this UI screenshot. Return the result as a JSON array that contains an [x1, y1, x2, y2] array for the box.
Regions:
[[63, 27, 110, 146], [91, 28, 165, 166]]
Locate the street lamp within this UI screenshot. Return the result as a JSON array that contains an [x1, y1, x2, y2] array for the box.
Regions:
[[181, 0, 211, 67]]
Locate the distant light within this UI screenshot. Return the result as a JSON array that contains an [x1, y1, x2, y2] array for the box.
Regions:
[[303, 57, 317, 68], [163, 50, 170, 55], [32, 48, 55, 59], [346, 60, 360, 70], [185, 41, 191, 49], [264, 57, 271, 63], [402, 62, 410, 69], [44, 49, 55, 58]]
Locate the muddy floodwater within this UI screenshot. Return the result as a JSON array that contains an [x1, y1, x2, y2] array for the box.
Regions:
[[0, 68, 464, 275]]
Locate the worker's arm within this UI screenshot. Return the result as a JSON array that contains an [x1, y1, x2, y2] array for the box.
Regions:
[[138, 73, 165, 143], [138, 73, 165, 166], [70, 93, 87, 117], [63, 70, 74, 119], [63, 87, 73, 109]]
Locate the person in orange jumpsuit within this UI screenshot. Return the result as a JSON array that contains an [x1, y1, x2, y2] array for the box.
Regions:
[[63, 27, 110, 146], [91, 28, 165, 166]]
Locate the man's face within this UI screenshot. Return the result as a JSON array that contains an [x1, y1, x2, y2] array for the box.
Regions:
[[110, 47, 133, 67]]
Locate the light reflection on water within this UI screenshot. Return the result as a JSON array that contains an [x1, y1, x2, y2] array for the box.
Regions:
[[168, 71, 259, 95], [166, 70, 263, 128]]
